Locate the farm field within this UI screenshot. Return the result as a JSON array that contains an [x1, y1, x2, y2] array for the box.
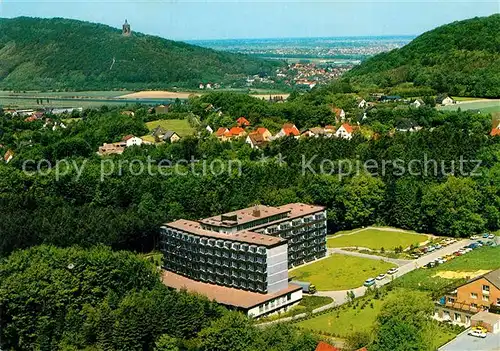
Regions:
[[392, 246, 500, 293], [297, 289, 458, 347], [145, 119, 195, 137], [438, 99, 500, 113], [0, 91, 130, 98], [327, 227, 429, 251], [290, 254, 396, 290]]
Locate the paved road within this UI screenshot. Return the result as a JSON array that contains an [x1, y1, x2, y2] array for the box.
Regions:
[[258, 239, 471, 326], [328, 248, 412, 266]]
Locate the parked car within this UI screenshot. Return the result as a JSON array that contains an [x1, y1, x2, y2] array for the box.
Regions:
[[364, 278, 376, 287], [471, 326, 488, 333], [436, 257, 446, 264], [376, 273, 386, 280], [468, 329, 487, 338], [488, 234, 495, 239], [470, 235, 479, 240], [435, 244, 442, 249], [291, 281, 317, 294], [483, 233, 490, 238], [387, 267, 399, 275]]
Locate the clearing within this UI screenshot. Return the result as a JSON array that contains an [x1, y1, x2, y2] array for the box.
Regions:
[[296, 288, 457, 347], [327, 227, 429, 251], [438, 99, 500, 113], [392, 246, 500, 293], [289, 254, 396, 291], [145, 119, 195, 137]]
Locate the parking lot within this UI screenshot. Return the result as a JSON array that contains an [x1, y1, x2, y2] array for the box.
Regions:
[[439, 329, 500, 351]]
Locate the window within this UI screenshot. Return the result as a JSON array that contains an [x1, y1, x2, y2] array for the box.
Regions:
[[454, 313, 461, 321], [497, 298, 500, 306], [447, 297, 455, 303], [483, 285, 490, 292], [259, 305, 264, 313], [471, 303, 478, 309], [482, 295, 489, 302], [287, 293, 292, 301], [470, 293, 478, 299]]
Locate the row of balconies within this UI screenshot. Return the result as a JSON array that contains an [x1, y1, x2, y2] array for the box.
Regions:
[[197, 274, 266, 293]]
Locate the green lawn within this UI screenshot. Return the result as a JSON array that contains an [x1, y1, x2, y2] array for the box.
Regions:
[[146, 119, 195, 137], [297, 289, 458, 347], [393, 246, 500, 293], [257, 296, 333, 322], [290, 254, 396, 291], [438, 99, 500, 113], [452, 97, 482, 102], [327, 228, 429, 251]]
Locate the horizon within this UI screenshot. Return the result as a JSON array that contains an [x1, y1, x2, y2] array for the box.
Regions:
[[1, 1, 498, 41]]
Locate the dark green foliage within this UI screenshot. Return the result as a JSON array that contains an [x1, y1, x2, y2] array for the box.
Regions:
[[0, 17, 281, 90], [345, 14, 500, 97]]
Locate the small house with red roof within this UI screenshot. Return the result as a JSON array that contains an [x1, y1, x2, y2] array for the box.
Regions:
[[237, 117, 251, 127], [491, 121, 500, 137], [4, 149, 14, 163], [331, 107, 346, 123], [122, 135, 145, 147], [228, 126, 246, 138], [335, 123, 355, 140], [315, 341, 340, 351], [253, 127, 272, 141], [275, 123, 300, 139]]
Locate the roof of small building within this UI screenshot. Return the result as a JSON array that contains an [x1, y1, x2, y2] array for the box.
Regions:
[[315, 341, 340, 351], [236, 117, 250, 126], [281, 123, 299, 136], [122, 134, 135, 141], [161, 270, 302, 309], [340, 123, 354, 133], [163, 131, 179, 140], [229, 126, 245, 136], [471, 311, 500, 324]]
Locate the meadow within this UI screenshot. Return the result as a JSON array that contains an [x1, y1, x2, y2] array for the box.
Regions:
[[289, 254, 396, 290], [327, 227, 429, 251], [145, 119, 195, 137]]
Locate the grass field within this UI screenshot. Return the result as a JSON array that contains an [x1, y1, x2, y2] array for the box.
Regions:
[[327, 228, 429, 251], [145, 119, 195, 137], [297, 289, 458, 347], [452, 97, 482, 102], [438, 99, 500, 113], [392, 246, 500, 293], [290, 254, 396, 291]]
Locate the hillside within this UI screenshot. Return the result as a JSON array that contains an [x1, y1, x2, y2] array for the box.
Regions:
[[0, 17, 280, 90], [345, 14, 500, 97]]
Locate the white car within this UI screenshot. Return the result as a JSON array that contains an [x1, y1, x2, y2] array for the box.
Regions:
[[387, 268, 399, 275], [470, 235, 479, 240], [435, 244, 442, 249], [436, 257, 446, 264], [376, 273, 386, 280], [468, 330, 487, 338], [488, 234, 495, 239]]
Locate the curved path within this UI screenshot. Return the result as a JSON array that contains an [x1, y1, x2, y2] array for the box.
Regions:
[[328, 248, 412, 266], [257, 239, 471, 326]]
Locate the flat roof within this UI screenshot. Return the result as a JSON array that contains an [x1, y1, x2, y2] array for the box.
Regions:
[[161, 270, 302, 309], [471, 311, 500, 325], [199, 203, 325, 228], [438, 330, 500, 351], [251, 203, 326, 231], [164, 219, 285, 248], [200, 204, 290, 227]]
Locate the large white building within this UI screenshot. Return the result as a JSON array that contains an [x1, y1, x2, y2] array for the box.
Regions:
[[160, 203, 327, 318]]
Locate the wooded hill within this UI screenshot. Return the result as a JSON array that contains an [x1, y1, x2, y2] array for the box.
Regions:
[[0, 17, 281, 90], [344, 14, 500, 97]]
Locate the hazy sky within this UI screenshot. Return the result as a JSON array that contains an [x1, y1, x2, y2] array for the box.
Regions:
[[0, 0, 498, 40]]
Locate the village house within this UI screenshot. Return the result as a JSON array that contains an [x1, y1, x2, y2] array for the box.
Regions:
[[121, 110, 135, 117], [163, 131, 181, 143], [274, 123, 300, 139], [434, 268, 500, 328], [253, 127, 272, 141], [490, 121, 500, 137], [154, 104, 170, 115], [436, 96, 455, 106], [380, 95, 402, 103], [331, 107, 346, 123], [122, 135, 145, 147], [4, 149, 14, 163], [245, 133, 268, 149], [236, 117, 251, 127], [301, 127, 326, 138], [215, 127, 230, 141], [324, 125, 336, 136], [98, 143, 125, 156], [358, 99, 367, 108], [335, 123, 356, 140], [227, 126, 246, 138], [411, 99, 425, 108], [205, 125, 214, 134]]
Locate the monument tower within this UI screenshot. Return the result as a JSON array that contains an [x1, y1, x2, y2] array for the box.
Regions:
[[122, 19, 131, 36]]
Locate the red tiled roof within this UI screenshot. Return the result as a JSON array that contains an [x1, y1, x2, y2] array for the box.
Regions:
[[161, 270, 302, 309], [122, 134, 135, 141], [315, 341, 340, 351], [341, 123, 354, 133], [236, 117, 250, 126], [215, 127, 228, 137], [4, 149, 14, 162], [228, 126, 245, 136], [491, 127, 500, 136], [255, 127, 270, 135], [281, 123, 299, 136]]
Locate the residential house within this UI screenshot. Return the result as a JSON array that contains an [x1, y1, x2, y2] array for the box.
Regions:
[[151, 126, 167, 141], [253, 127, 272, 141], [411, 99, 425, 108], [301, 127, 326, 138], [491, 122, 500, 137], [4, 149, 14, 163], [205, 125, 214, 134], [215, 127, 230, 141], [163, 131, 181, 143], [315, 341, 340, 351], [324, 125, 336, 137], [98, 143, 125, 156], [236, 117, 251, 128], [358, 99, 367, 108], [275, 123, 300, 139], [331, 107, 346, 123], [154, 105, 170, 115], [24, 115, 39, 122], [436, 96, 455, 106], [227, 126, 246, 138], [122, 135, 144, 147], [121, 110, 135, 117], [335, 123, 355, 140], [435, 268, 500, 327], [380, 95, 402, 103], [199, 83, 205, 89], [245, 133, 268, 149]]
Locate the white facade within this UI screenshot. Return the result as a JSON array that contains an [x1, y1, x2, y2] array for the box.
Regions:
[[126, 137, 143, 147], [441, 97, 455, 106], [335, 125, 353, 140], [266, 244, 289, 293], [358, 99, 367, 108], [247, 289, 303, 318]]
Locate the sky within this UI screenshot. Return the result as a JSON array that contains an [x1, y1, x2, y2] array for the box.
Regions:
[[0, 0, 498, 41]]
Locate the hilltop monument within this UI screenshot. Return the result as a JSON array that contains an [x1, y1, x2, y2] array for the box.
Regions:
[[122, 19, 131, 36]]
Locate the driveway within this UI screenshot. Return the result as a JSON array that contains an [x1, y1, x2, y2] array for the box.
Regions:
[[328, 248, 411, 266]]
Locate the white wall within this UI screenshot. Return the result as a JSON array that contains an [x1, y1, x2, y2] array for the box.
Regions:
[[247, 289, 303, 318], [266, 244, 289, 293]]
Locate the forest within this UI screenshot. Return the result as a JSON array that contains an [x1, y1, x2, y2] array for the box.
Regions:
[[0, 17, 281, 90], [345, 14, 500, 98]]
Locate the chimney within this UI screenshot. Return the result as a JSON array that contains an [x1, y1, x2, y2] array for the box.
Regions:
[[252, 205, 261, 217]]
